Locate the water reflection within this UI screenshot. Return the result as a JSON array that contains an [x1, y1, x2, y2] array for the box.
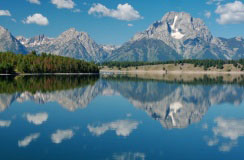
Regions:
[[24, 112, 48, 125], [205, 117, 244, 152], [0, 74, 244, 159], [112, 152, 146, 160], [88, 119, 140, 137], [18, 133, 40, 148], [0, 120, 11, 127], [0, 74, 243, 129], [51, 129, 74, 144]]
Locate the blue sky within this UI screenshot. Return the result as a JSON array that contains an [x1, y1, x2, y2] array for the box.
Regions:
[[0, 0, 244, 45]]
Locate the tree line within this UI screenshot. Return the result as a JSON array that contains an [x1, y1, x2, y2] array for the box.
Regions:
[[0, 51, 99, 74], [101, 59, 244, 70]]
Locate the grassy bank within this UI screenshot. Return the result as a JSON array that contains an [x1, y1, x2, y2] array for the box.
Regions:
[[101, 59, 244, 73]]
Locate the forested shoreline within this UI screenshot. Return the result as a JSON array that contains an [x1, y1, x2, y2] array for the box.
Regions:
[[2, 51, 244, 74], [0, 52, 99, 74]]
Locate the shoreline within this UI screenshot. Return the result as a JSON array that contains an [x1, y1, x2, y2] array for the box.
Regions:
[[100, 69, 244, 75], [1, 70, 244, 76], [0, 73, 100, 76]]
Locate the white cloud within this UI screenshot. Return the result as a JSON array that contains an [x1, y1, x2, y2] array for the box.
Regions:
[[23, 13, 49, 26], [0, 10, 11, 16], [128, 23, 133, 27], [73, 9, 81, 13], [207, 0, 223, 5], [215, 1, 244, 24], [213, 117, 244, 140], [25, 112, 48, 125], [206, 137, 219, 146], [202, 123, 208, 130], [112, 152, 145, 160], [88, 3, 143, 21], [51, 0, 75, 9], [88, 119, 139, 137], [27, 0, 40, 5], [11, 18, 17, 23], [219, 141, 237, 152], [51, 129, 74, 144], [204, 117, 244, 152], [205, 11, 211, 18], [0, 120, 11, 127], [18, 133, 40, 147], [126, 113, 132, 117]]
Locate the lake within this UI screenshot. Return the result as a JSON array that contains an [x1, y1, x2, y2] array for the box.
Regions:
[[0, 74, 244, 160]]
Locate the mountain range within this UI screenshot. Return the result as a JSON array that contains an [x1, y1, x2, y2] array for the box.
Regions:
[[0, 12, 244, 62]]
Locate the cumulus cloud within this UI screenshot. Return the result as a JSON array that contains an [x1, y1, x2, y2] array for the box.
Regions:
[[206, 137, 219, 146], [51, 129, 74, 144], [112, 152, 145, 160], [205, 11, 211, 18], [205, 117, 244, 152], [0, 10, 11, 16], [51, 0, 75, 9], [18, 133, 40, 147], [213, 117, 244, 140], [215, 1, 244, 24], [73, 9, 81, 13], [126, 113, 132, 117], [202, 123, 208, 130], [88, 3, 143, 21], [128, 24, 133, 27], [219, 141, 237, 152], [88, 119, 139, 137], [27, 0, 40, 5], [0, 120, 11, 127], [24, 112, 48, 125], [23, 13, 49, 26], [11, 18, 17, 23], [207, 0, 223, 5]]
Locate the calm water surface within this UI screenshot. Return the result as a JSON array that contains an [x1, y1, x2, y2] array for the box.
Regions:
[[0, 75, 244, 160]]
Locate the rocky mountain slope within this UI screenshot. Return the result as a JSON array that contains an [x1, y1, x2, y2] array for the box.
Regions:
[[111, 12, 243, 61], [217, 37, 244, 59], [107, 38, 180, 61], [0, 26, 27, 54]]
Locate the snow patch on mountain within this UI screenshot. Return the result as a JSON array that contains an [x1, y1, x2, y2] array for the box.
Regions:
[[170, 16, 184, 39]]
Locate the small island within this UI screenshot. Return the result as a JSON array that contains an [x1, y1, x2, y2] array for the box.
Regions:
[[0, 51, 99, 74]]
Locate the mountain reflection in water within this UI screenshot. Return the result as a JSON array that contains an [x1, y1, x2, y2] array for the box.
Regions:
[[0, 74, 243, 128], [0, 74, 244, 160]]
